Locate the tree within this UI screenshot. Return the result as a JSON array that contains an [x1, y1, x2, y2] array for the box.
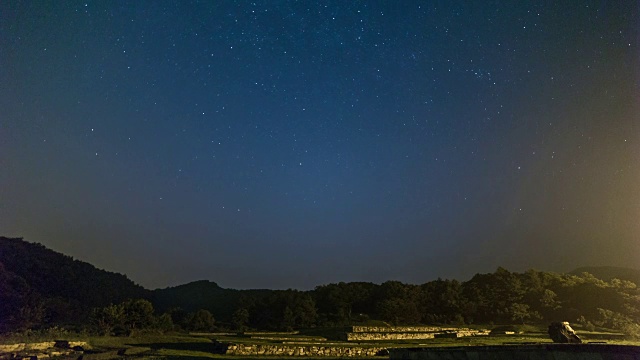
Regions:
[[90, 303, 124, 335], [166, 307, 189, 330], [377, 298, 421, 325], [290, 292, 318, 327], [509, 303, 532, 324], [540, 289, 561, 309], [462, 268, 525, 323], [282, 306, 296, 331], [375, 282, 423, 324], [424, 279, 465, 324], [155, 312, 174, 332], [314, 282, 374, 325], [187, 309, 215, 331], [0, 263, 44, 333], [232, 307, 250, 331], [122, 299, 155, 330]]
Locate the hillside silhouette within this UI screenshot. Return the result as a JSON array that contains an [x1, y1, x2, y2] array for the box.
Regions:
[[152, 280, 270, 323], [0, 236, 149, 331], [1, 236, 639, 337]]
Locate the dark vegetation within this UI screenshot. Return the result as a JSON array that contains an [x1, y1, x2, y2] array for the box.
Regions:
[[1, 236, 639, 338], [570, 266, 640, 286]]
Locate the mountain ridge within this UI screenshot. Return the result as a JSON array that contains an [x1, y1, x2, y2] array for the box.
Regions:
[[2, 235, 640, 334]]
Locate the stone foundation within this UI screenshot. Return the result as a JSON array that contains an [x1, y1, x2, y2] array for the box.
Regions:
[[351, 326, 442, 333], [0, 342, 87, 353], [250, 336, 327, 342], [346, 328, 490, 341], [347, 333, 436, 341], [0, 341, 87, 360], [224, 343, 387, 357]]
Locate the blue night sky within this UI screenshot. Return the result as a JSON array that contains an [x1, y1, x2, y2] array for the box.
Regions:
[[1, 1, 638, 290]]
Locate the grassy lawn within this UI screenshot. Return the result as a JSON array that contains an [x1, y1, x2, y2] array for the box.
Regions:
[[1, 328, 638, 360]]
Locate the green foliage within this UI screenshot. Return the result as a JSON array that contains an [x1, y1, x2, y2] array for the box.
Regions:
[[15, 264, 640, 334], [186, 309, 215, 331], [422, 279, 465, 324], [0, 261, 45, 333], [509, 303, 532, 323], [231, 307, 250, 331], [282, 306, 296, 331], [243, 290, 318, 330], [122, 299, 155, 330], [375, 282, 423, 325], [90, 299, 156, 335], [540, 289, 561, 309], [577, 315, 596, 332], [314, 282, 376, 325], [154, 313, 174, 332], [90, 303, 124, 335], [3, 235, 640, 333]]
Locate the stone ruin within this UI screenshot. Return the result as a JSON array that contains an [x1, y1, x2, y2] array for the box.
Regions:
[[345, 326, 490, 341], [0, 341, 87, 360]]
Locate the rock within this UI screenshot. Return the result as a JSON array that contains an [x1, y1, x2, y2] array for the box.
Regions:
[[548, 321, 582, 343], [53, 341, 69, 350], [376, 349, 390, 356]]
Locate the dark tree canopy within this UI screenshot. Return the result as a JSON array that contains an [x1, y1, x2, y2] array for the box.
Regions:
[[1, 237, 639, 336]]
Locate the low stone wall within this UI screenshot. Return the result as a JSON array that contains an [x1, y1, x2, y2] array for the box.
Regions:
[[347, 329, 489, 341], [224, 343, 387, 357], [0, 341, 87, 353], [456, 330, 490, 337], [351, 326, 442, 333], [251, 336, 327, 341], [0, 341, 88, 360], [347, 333, 435, 341]]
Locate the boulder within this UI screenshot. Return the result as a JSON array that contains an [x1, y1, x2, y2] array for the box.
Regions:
[[548, 321, 582, 343]]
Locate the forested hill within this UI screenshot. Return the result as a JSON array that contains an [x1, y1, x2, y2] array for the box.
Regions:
[[0, 236, 149, 330], [570, 266, 640, 286], [1, 236, 639, 338], [151, 280, 273, 323]]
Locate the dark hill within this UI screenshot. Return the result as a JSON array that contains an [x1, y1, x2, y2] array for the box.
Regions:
[[0, 236, 149, 327], [152, 280, 271, 322], [0, 236, 267, 327], [570, 266, 640, 286], [3, 235, 639, 334]]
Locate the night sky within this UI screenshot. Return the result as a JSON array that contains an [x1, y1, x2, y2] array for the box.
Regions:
[[1, 1, 638, 290]]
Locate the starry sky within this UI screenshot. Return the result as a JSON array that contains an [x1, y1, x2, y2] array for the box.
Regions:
[[1, 1, 639, 290]]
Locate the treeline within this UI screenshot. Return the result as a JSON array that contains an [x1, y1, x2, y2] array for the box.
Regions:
[[226, 268, 640, 336], [88, 268, 640, 337], [1, 237, 639, 337], [90, 299, 216, 336]]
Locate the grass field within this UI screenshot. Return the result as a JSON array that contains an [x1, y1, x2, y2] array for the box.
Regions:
[[1, 327, 638, 360]]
